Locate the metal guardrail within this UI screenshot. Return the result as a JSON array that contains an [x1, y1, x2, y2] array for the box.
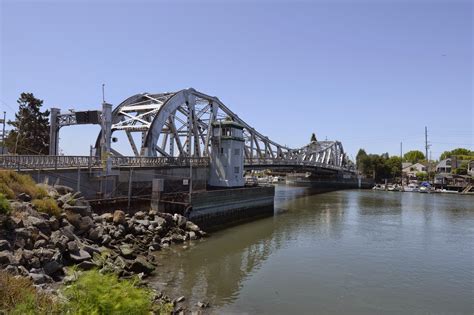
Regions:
[[0, 155, 351, 172], [0, 155, 209, 171], [244, 158, 353, 172]]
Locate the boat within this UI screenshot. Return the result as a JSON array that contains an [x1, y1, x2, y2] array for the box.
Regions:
[[419, 182, 431, 193], [404, 183, 419, 192], [272, 176, 285, 183], [372, 184, 385, 190]]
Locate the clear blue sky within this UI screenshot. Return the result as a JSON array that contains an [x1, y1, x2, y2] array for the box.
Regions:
[[1, 0, 472, 160]]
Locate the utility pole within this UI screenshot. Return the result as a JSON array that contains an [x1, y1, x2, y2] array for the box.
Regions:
[[425, 126, 429, 160], [425, 126, 431, 183], [400, 142, 404, 188], [1, 111, 6, 154]]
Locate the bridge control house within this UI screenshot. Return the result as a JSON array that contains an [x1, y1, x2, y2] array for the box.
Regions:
[[208, 120, 245, 188]]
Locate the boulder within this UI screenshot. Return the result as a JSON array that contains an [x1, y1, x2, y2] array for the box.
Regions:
[[101, 213, 114, 223], [101, 235, 112, 245], [17, 193, 31, 202], [64, 210, 82, 228], [171, 233, 185, 244], [43, 260, 63, 276], [75, 216, 94, 235], [113, 210, 126, 225], [119, 244, 135, 258], [188, 231, 198, 240], [67, 240, 79, 252], [185, 221, 200, 232], [127, 255, 154, 275], [50, 231, 69, 252], [54, 185, 74, 195], [0, 240, 10, 251], [63, 204, 91, 217], [29, 272, 52, 285], [60, 225, 77, 241], [134, 211, 146, 220], [69, 249, 91, 263], [88, 227, 103, 241], [48, 217, 60, 231], [82, 244, 102, 256], [173, 214, 187, 228], [34, 239, 48, 249], [77, 261, 96, 270], [57, 192, 74, 207], [0, 250, 13, 265]]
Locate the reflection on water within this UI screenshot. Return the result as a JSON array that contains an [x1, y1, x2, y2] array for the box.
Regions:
[[151, 186, 474, 314]]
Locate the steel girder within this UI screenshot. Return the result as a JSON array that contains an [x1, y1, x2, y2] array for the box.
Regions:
[[94, 88, 352, 170]]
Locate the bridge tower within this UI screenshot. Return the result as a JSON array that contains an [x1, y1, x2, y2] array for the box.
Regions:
[[208, 120, 245, 188]]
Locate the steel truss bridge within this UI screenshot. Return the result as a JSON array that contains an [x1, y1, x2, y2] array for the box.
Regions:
[[0, 88, 355, 173]]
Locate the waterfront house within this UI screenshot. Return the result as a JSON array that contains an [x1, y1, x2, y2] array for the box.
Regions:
[[436, 158, 452, 173], [467, 160, 474, 176], [402, 162, 427, 179]]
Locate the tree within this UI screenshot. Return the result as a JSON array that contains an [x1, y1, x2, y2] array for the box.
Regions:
[[386, 156, 402, 178], [439, 148, 473, 161], [403, 150, 425, 164], [356, 149, 368, 172], [5, 93, 50, 155]]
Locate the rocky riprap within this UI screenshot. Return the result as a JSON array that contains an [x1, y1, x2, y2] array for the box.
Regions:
[[0, 183, 210, 313]]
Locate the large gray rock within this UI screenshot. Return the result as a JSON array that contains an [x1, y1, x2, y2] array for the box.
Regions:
[[75, 216, 94, 235], [60, 225, 77, 241], [134, 211, 146, 220], [69, 249, 91, 263], [173, 214, 187, 228], [54, 185, 74, 195], [0, 240, 10, 251], [185, 221, 201, 232], [0, 250, 13, 265], [63, 204, 91, 217], [48, 216, 60, 231], [119, 244, 135, 258], [43, 260, 62, 276], [88, 227, 103, 241], [17, 192, 31, 202], [57, 192, 74, 207], [64, 210, 82, 228], [29, 272, 53, 284], [67, 240, 79, 252], [100, 213, 114, 223], [127, 255, 154, 275]]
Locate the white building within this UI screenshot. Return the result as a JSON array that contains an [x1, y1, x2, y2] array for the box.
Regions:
[[208, 120, 245, 188]]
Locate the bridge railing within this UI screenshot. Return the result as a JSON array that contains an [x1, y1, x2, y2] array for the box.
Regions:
[[244, 158, 352, 172], [0, 155, 209, 171]]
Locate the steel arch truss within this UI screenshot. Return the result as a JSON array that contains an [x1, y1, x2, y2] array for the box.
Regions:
[[95, 88, 352, 171]]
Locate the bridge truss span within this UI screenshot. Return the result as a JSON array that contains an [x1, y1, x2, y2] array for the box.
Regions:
[[94, 88, 354, 172]]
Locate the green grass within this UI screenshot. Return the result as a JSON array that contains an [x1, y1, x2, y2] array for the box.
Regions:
[[0, 270, 60, 315], [0, 193, 11, 215], [63, 270, 153, 315], [0, 170, 47, 200]]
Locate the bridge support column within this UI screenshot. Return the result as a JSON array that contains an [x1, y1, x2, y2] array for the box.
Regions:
[[49, 108, 60, 155], [151, 178, 164, 212]]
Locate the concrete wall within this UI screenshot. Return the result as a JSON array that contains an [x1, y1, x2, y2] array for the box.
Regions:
[[189, 186, 275, 230]]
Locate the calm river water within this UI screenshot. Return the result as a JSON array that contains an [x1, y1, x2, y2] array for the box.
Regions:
[[152, 186, 474, 314]]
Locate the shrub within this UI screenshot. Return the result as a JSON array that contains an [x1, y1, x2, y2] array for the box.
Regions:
[[0, 193, 11, 215], [0, 270, 59, 314], [32, 197, 61, 217], [0, 170, 47, 199], [63, 270, 153, 315]]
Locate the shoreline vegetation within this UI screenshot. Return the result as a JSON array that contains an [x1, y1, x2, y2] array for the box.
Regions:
[[0, 170, 209, 314]]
